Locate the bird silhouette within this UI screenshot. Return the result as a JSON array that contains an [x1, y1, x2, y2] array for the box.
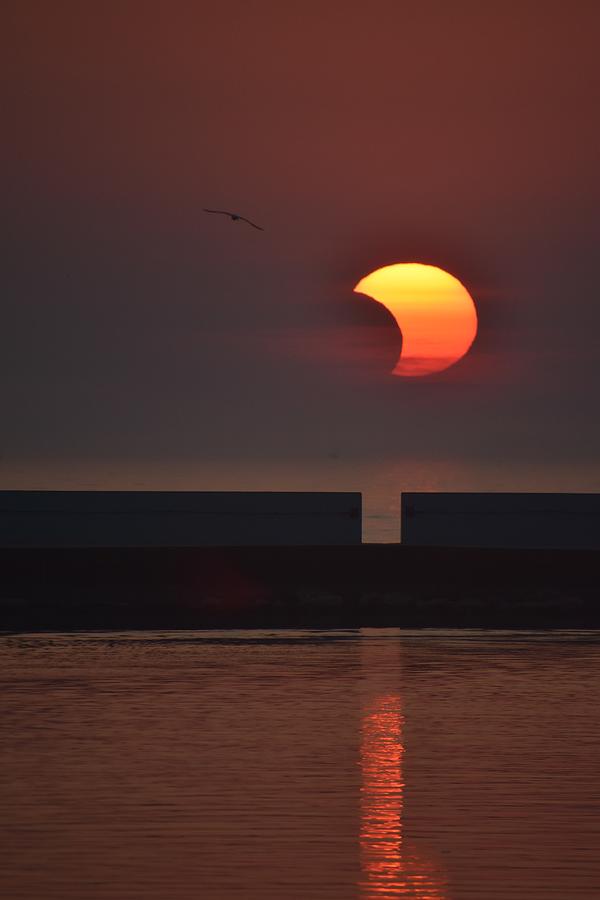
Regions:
[[203, 209, 264, 231]]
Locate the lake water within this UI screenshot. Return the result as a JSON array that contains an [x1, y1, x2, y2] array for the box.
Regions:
[[1, 629, 599, 899]]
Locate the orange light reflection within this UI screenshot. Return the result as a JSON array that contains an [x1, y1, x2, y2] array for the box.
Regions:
[[360, 694, 446, 899]]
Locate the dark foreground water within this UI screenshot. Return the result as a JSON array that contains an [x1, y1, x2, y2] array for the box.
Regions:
[[1, 630, 599, 899]]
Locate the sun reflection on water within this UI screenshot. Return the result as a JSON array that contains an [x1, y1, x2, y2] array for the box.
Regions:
[[360, 688, 446, 898]]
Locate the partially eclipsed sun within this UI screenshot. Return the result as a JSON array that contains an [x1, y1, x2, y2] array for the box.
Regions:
[[354, 263, 478, 376]]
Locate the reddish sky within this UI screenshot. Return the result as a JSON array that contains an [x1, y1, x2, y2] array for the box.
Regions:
[[2, 1, 599, 469]]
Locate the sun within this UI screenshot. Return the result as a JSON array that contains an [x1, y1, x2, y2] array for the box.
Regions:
[[354, 263, 478, 376]]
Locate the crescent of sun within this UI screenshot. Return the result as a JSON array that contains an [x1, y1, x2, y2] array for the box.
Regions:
[[354, 263, 478, 377]]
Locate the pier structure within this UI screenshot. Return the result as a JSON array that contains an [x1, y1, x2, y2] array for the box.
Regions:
[[0, 490, 362, 548], [1, 490, 599, 629], [401, 492, 600, 549]]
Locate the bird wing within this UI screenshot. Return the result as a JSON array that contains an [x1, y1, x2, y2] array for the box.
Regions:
[[239, 216, 264, 231], [203, 208, 234, 216]]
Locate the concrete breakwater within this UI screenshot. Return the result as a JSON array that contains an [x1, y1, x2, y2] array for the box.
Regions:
[[4, 490, 600, 550], [1, 544, 598, 630], [0, 491, 362, 547], [1, 490, 599, 629]]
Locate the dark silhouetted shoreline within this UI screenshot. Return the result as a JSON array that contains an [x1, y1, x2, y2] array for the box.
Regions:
[[1, 545, 599, 631]]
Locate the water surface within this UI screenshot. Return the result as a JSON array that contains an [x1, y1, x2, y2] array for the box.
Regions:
[[1, 629, 599, 898]]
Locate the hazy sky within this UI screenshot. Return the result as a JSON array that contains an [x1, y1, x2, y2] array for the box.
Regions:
[[3, 1, 600, 473]]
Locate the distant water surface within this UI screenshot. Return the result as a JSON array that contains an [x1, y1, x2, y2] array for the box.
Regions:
[[1, 629, 599, 899]]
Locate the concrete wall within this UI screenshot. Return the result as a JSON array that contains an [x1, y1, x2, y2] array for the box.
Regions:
[[401, 492, 600, 549], [0, 491, 362, 548]]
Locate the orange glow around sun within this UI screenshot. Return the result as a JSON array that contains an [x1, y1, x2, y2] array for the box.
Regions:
[[354, 263, 478, 377]]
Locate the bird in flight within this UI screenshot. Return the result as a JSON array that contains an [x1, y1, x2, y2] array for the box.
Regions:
[[203, 209, 264, 231]]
